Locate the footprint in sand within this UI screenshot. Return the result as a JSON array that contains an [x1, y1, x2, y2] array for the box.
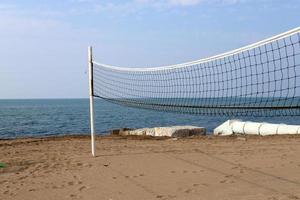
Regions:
[[184, 188, 193, 193], [0, 180, 8, 184], [79, 186, 87, 192], [73, 175, 83, 185], [3, 190, 9, 195], [220, 180, 227, 183], [68, 181, 75, 186], [287, 194, 300, 199], [83, 163, 92, 168], [9, 192, 16, 196], [69, 194, 79, 199]]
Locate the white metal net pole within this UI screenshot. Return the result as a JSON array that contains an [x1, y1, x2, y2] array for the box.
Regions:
[[88, 46, 96, 156]]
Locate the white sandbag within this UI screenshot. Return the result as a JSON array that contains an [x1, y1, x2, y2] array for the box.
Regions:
[[231, 121, 246, 134], [243, 122, 263, 135], [259, 123, 279, 136], [214, 120, 300, 136], [213, 120, 238, 135], [277, 125, 300, 135]]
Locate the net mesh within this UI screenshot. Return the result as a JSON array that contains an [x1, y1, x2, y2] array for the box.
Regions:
[[92, 28, 300, 116]]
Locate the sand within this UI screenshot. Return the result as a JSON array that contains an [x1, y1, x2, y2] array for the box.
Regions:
[[1, 135, 300, 200]]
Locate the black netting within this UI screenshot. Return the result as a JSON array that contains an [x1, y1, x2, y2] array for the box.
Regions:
[[92, 30, 300, 116]]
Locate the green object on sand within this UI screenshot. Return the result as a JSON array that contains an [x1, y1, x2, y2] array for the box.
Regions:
[[0, 162, 6, 168]]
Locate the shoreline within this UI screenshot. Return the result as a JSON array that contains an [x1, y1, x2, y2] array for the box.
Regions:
[[2, 133, 300, 141], [1, 135, 300, 200]]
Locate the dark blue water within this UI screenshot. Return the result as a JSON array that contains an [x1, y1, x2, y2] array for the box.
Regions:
[[1, 99, 300, 139]]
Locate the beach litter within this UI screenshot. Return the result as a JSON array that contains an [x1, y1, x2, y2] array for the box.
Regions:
[[0, 162, 7, 168]]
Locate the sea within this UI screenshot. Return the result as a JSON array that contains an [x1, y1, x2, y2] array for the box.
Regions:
[[1, 99, 300, 139]]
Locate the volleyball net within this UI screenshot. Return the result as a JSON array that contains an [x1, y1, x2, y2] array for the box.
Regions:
[[91, 27, 300, 116]]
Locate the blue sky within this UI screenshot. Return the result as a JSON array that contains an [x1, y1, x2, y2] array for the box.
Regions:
[[0, 0, 299, 98]]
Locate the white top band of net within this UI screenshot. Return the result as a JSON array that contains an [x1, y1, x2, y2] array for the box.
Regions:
[[93, 27, 300, 72]]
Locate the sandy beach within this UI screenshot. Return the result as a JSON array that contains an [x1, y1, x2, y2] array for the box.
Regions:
[[1, 135, 300, 200]]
